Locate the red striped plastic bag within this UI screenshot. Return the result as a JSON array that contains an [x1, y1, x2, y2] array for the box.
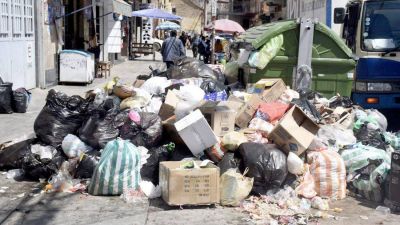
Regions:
[[307, 150, 347, 199]]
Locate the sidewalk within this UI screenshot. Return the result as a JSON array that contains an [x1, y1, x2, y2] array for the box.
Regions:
[[0, 54, 165, 144]]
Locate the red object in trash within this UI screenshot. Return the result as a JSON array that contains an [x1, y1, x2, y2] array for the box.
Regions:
[[257, 102, 290, 123]]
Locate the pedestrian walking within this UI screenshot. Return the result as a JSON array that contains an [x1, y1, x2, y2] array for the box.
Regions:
[[161, 30, 186, 68], [191, 34, 200, 58]]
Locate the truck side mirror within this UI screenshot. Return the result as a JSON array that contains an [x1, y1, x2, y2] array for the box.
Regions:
[[334, 8, 346, 24]]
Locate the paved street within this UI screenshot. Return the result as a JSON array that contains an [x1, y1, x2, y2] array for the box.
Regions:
[[0, 54, 399, 225]]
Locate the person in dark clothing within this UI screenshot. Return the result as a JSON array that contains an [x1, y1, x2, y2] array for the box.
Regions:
[[179, 31, 188, 49], [203, 38, 211, 64], [191, 34, 200, 58], [161, 30, 186, 68]]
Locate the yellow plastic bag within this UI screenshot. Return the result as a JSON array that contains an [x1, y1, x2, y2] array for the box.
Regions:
[[221, 131, 248, 151], [248, 34, 283, 70], [220, 168, 254, 206]]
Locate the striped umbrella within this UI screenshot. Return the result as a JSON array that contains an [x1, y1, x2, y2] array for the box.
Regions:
[[156, 21, 181, 30]]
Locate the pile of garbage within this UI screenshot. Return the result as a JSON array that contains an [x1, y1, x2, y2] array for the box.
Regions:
[[0, 77, 31, 114], [0, 57, 398, 223]]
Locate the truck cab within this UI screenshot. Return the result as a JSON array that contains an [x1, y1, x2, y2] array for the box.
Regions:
[[336, 0, 400, 109]]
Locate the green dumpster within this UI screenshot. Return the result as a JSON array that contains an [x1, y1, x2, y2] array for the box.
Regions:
[[238, 20, 356, 98]]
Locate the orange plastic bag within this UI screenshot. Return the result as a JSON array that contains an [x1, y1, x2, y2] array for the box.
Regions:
[[308, 150, 347, 199], [256, 102, 290, 123]]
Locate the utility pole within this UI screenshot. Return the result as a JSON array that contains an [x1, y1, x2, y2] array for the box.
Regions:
[[203, 0, 208, 31], [210, 0, 216, 64]]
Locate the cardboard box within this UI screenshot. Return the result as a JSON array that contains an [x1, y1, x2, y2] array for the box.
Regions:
[[235, 94, 264, 128], [158, 90, 180, 121], [269, 106, 319, 156], [133, 79, 146, 88], [255, 79, 286, 103], [174, 110, 218, 156], [160, 161, 220, 206], [198, 101, 237, 137], [162, 117, 185, 145]]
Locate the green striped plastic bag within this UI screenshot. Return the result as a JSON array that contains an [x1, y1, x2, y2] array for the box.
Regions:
[[89, 139, 141, 196]]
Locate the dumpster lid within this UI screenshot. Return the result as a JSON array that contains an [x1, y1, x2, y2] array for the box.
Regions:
[[238, 19, 353, 58]]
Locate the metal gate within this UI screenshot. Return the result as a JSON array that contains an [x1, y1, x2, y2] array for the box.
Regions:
[[0, 0, 35, 89]]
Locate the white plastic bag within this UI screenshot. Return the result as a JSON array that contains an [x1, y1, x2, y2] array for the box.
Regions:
[[366, 109, 388, 131], [287, 152, 304, 175], [237, 49, 251, 67], [317, 124, 356, 148], [31, 144, 57, 160], [139, 181, 161, 199], [143, 97, 163, 114], [140, 77, 171, 95], [61, 134, 92, 158], [220, 168, 254, 206], [174, 85, 205, 120]]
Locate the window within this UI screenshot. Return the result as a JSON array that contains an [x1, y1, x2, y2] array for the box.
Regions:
[[12, 0, 23, 38], [0, 0, 10, 39], [24, 0, 33, 38], [362, 0, 400, 51]]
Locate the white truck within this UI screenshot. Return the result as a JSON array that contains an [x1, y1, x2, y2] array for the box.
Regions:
[[286, 0, 349, 35]]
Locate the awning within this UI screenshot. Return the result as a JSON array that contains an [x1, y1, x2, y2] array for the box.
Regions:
[[113, 0, 132, 17], [132, 8, 182, 20]]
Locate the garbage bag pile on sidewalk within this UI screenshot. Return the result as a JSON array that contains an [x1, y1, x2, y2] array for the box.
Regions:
[[0, 76, 31, 114], [1, 57, 399, 224]]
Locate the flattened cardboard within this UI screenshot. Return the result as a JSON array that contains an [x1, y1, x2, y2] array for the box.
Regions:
[[158, 90, 180, 121], [256, 79, 286, 103], [235, 94, 264, 128], [160, 161, 220, 206], [174, 110, 218, 156], [235, 79, 286, 129], [269, 106, 319, 156], [212, 103, 237, 137]]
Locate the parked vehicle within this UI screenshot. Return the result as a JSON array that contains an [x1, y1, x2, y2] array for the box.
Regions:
[[335, 0, 400, 109]]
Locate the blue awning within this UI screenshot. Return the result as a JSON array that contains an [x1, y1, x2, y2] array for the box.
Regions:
[[131, 8, 182, 20]]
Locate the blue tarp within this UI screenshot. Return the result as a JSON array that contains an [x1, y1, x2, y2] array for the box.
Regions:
[[131, 8, 182, 20]]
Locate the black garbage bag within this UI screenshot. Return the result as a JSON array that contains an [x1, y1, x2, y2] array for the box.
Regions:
[[329, 96, 353, 108], [12, 88, 31, 113], [75, 151, 101, 179], [34, 89, 89, 147], [119, 111, 162, 148], [78, 102, 120, 149], [238, 143, 288, 195], [218, 152, 240, 175], [169, 144, 195, 161], [0, 78, 13, 114], [22, 150, 67, 180], [200, 79, 227, 93], [141, 143, 175, 185], [0, 138, 36, 169], [354, 123, 387, 150], [292, 89, 322, 122], [167, 57, 217, 80]]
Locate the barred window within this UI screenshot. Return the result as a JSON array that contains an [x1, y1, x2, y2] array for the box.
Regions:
[[0, 0, 10, 39], [24, 0, 33, 37], [12, 0, 23, 38]]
